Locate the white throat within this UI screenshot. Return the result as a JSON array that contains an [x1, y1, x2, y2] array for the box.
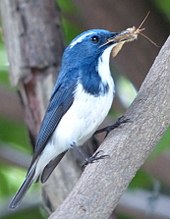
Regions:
[[97, 45, 115, 90]]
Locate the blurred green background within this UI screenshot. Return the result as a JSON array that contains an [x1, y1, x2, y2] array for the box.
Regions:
[[0, 0, 170, 218]]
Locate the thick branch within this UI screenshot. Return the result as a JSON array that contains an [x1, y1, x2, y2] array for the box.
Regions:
[[0, 86, 23, 121], [49, 37, 170, 219]]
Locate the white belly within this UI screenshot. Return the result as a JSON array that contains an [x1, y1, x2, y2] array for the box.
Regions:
[[53, 82, 114, 148], [34, 82, 114, 178]]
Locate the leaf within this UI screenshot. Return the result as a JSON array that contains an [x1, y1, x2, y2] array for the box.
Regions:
[[0, 117, 30, 152]]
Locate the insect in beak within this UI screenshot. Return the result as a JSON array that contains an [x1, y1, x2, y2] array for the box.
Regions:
[[106, 11, 159, 57]]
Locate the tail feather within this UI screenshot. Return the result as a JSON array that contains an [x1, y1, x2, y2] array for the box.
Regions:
[[9, 165, 36, 209]]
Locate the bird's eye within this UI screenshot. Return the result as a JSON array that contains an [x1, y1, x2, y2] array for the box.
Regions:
[[91, 36, 99, 44]]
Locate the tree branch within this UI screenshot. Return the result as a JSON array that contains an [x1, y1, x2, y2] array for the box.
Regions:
[[0, 86, 23, 122], [0, 0, 64, 139], [49, 36, 170, 219]]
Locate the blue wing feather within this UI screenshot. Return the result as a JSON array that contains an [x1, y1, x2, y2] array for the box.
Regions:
[[31, 77, 76, 163]]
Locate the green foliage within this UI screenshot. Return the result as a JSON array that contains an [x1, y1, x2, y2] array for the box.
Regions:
[[129, 170, 152, 189], [0, 168, 10, 196], [0, 117, 30, 152], [0, 41, 10, 86], [118, 214, 135, 219], [0, 164, 26, 199], [0, 69, 10, 85], [150, 126, 170, 159], [57, 0, 75, 12], [0, 43, 8, 70], [116, 75, 137, 108], [1, 207, 44, 219], [154, 0, 170, 20], [61, 18, 80, 45], [57, 0, 81, 45]]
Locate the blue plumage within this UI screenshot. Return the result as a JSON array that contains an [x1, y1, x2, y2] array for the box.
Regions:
[[79, 58, 109, 96], [33, 79, 75, 159], [10, 28, 128, 209]]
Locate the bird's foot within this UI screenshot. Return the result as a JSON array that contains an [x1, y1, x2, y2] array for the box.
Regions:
[[82, 150, 109, 167], [94, 116, 131, 139]]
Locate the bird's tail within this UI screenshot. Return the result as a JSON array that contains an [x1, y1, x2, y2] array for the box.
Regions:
[[9, 164, 36, 209]]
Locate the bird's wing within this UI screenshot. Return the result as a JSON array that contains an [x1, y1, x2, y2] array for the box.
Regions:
[[31, 80, 76, 164], [40, 151, 67, 183]]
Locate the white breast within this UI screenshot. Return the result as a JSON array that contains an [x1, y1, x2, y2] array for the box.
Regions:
[[58, 83, 114, 145]]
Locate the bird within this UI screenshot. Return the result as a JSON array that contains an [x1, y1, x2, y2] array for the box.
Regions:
[[9, 28, 138, 209]]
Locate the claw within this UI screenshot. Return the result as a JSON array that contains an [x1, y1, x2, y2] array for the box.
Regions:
[[94, 116, 131, 138], [82, 150, 109, 167]]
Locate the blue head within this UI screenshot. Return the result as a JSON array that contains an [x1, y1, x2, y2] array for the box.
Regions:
[[58, 29, 124, 96], [63, 29, 119, 67]]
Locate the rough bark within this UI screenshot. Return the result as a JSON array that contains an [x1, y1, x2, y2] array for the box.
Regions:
[[0, 86, 23, 121], [0, 0, 64, 139], [49, 36, 170, 219]]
